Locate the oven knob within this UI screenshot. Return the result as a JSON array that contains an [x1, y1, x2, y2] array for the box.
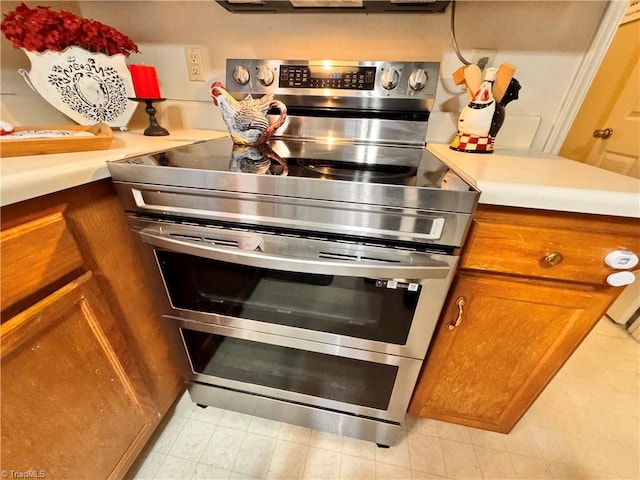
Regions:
[[409, 68, 428, 91], [257, 66, 274, 86], [381, 68, 400, 90], [233, 65, 250, 85]]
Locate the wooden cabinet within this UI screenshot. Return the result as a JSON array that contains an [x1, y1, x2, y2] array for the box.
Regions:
[[409, 205, 640, 433], [2, 273, 155, 479], [1, 180, 183, 478]]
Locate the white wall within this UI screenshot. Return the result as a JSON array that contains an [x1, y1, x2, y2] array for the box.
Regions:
[[0, 0, 613, 149]]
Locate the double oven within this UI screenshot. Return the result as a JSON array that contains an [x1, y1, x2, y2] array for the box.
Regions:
[[108, 59, 479, 446]]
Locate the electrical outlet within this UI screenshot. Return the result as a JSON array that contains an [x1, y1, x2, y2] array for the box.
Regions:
[[470, 49, 497, 70], [185, 47, 205, 82]]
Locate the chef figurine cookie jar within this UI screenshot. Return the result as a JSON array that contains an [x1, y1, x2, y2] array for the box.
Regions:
[[450, 67, 499, 153], [449, 63, 521, 153]]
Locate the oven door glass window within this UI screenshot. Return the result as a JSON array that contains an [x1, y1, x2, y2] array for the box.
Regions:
[[156, 250, 420, 345], [181, 329, 398, 410]]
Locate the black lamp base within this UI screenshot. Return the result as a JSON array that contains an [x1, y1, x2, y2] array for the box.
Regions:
[[129, 97, 169, 136]]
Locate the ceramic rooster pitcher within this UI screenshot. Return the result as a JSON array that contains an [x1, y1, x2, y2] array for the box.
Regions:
[[211, 82, 287, 145], [229, 143, 289, 176]]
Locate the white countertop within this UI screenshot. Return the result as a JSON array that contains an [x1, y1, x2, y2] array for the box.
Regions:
[[0, 129, 228, 207], [429, 143, 640, 219]]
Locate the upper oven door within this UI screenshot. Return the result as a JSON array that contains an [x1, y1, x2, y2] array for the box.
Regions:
[[130, 217, 457, 359]]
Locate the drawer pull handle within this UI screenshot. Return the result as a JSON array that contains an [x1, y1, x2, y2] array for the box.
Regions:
[[540, 252, 564, 268], [447, 297, 466, 330]]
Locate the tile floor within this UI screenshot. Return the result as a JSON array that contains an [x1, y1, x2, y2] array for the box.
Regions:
[[129, 317, 639, 480]]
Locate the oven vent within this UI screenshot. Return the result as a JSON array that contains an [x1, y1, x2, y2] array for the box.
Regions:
[[319, 251, 400, 263], [169, 233, 201, 241], [204, 237, 239, 247], [361, 256, 401, 264], [169, 232, 239, 248], [319, 251, 358, 261]]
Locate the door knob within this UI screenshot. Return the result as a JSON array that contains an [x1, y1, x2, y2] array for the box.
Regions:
[[593, 128, 613, 139]]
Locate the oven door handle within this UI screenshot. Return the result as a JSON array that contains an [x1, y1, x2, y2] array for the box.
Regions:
[[136, 228, 453, 279]]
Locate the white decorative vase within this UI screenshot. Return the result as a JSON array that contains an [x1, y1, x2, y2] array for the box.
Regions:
[[18, 46, 138, 128]]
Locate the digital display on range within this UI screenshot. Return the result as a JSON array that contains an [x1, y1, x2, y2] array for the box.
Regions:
[[279, 65, 376, 90]]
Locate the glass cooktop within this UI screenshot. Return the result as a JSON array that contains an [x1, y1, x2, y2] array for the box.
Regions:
[[130, 136, 473, 192]]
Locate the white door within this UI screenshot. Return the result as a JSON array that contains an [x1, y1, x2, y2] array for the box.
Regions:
[[560, 18, 640, 178], [584, 46, 639, 177]]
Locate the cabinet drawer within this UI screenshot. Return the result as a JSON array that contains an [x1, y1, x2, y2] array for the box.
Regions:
[[1, 212, 85, 314], [461, 217, 639, 285]]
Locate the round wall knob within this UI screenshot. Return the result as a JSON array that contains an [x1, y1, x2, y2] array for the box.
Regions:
[[604, 250, 639, 270], [233, 65, 250, 85], [381, 68, 400, 90], [606, 271, 636, 287], [257, 67, 274, 86], [409, 69, 428, 91]]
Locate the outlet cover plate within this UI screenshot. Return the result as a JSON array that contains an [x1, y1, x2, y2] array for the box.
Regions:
[[185, 47, 205, 82]]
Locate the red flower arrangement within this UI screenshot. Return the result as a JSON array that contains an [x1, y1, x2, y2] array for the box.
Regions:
[[1, 3, 139, 56]]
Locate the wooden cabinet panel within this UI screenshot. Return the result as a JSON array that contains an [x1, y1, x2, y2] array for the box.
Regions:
[[1, 272, 155, 479], [1, 179, 184, 479], [1, 180, 184, 415], [57, 181, 184, 414], [409, 205, 638, 433], [408, 272, 613, 433], [461, 211, 640, 284], [1, 211, 84, 316]]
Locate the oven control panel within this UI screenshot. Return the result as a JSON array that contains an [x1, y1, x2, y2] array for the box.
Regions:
[[278, 65, 377, 90], [226, 59, 440, 101]]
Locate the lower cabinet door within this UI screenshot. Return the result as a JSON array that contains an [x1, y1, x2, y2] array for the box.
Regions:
[[1, 272, 156, 479], [408, 271, 613, 433]]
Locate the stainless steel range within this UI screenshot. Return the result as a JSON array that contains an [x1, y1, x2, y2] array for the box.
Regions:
[[108, 59, 479, 446]]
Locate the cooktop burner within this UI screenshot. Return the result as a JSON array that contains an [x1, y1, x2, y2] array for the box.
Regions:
[[294, 158, 417, 183]]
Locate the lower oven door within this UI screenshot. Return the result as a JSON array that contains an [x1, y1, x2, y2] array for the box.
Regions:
[[130, 217, 457, 359], [177, 318, 423, 422]]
